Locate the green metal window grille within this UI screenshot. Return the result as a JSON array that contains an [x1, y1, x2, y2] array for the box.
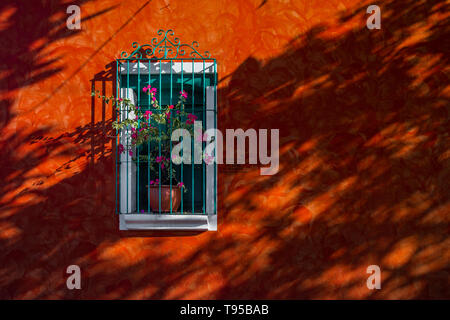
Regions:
[[115, 30, 217, 216]]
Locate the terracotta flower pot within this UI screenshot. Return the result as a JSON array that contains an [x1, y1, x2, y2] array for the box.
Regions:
[[147, 185, 181, 213]]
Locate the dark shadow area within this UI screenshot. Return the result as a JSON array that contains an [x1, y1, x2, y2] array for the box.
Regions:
[[0, 0, 117, 96], [0, 0, 448, 299], [211, 0, 450, 299], [0, 0, 116, 298]]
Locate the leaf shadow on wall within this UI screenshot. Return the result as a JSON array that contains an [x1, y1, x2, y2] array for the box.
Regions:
[[0, 0, 118, 101], [211, 0, 450, 299], [0, 0, 449, 299], [0, 0, 118, 190], [0, 0, 117, 298]]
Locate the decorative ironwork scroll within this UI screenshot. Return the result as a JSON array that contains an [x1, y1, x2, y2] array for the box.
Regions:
[[120, 29, 211, 59]]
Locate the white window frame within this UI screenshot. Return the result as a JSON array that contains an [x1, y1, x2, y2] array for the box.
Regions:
[[118, 62, 217, 231]]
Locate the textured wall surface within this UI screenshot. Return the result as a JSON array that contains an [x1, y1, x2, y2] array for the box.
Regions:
[[0, 0, 449, 299]]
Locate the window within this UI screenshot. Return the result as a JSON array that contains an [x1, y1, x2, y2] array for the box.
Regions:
[[115, 31, 217, 231]]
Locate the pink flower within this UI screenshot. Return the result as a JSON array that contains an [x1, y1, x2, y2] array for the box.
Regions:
[[168, 105, 174, 109], [118, 98, 123, 102], [129, 150, 133, 156], [156, 156, 165, 163], [180, 90, 188, 99], [177, 182, 184, 188], [186, 113, 198, 125], [176, 110, 180, 114], [143, 85, 155, 93], [187, 113, 198, 120], [118, 144, 124, 154], [150, 178, 160, 186], [143, 110, 152, 120]]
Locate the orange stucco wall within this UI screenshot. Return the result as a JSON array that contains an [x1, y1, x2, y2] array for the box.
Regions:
[[0, 0, 448, 299]]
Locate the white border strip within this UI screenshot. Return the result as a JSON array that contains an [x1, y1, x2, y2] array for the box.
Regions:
[[119, 214, 215, 231], [119, 62, 215, 74]]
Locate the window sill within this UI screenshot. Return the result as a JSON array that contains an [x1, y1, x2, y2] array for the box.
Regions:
[[119, 213, 217, 231]]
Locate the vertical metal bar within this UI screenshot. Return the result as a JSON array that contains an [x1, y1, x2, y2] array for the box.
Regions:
[[148, 60, 151, 213], [214, 60, 217, 215], [159, 60, 162, 214], [202, 59, 207, 214], [137, 59, 140, 213], [205, 85, 215, 216], [115, 60, 119, 214], [127, 60, 130, 213], [202, 60, 206, 215], [180, 60, 184, 214], [191, 60, 195, 214], [170, 59, 173, 214]]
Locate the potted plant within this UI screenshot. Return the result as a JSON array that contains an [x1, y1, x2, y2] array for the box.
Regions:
[[145, 147, 185, 213], [94, 86, 198, 213]]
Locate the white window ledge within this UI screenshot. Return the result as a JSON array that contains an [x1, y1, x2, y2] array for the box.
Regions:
[[119, 214, 217, 231]]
